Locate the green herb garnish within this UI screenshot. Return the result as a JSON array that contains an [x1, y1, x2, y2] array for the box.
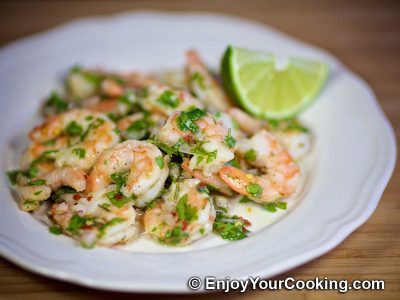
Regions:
[[28, 179, 46, 186], [156, 156, 164, 169], [246, 183, 262, 198], [44, 91, 68, 113], [213, 211, 249, 241], [177, 108, 206, 133], [156, 90, 180, 108], [72, 148, 86, 159], [160, 225, 189, 246], [224, 128, 236, 149], [176, 194, 198, 222], [49, 186, 76, 202], [49, 225, 63, 235], [67, 215, 87, 235], [65, 121, 83, 136], [245, 149, 257, 161]]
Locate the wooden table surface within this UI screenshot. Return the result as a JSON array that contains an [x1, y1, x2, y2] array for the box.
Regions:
[[0, 0, 399, 299]]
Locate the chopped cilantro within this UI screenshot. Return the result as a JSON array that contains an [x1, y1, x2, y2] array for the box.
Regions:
[[72, 148, 86, 158], [239, 196, 252, 203], [213, 211, 249, 241], [160, 225, 189, 246], [190, 72, 206, 90], [65, 121, 83, 136], [226, 159, 241, 169], [190, 141, 217, 164], [49, 186, 76, 202], [67, 215, 87, 234], [245, 149, 257, 161], [49, 225, 63, 235], [98, 203, 112, 211], [156, 90, 180, 108], [105, 190, 135, 208], [246, 183, 262, 198], [156, 156, 164, 169], [44, 91, 68, 113], [118, 91, 136, 106], [267, 119, 280, 129], [149, 138, 186, 156], [7, 170, 22, 185], [80, 118, 105, 141], [29, 149, 59, 177], [126, 117, 154, 140], [110, 172, 128, 191], [277, 202, 287, 209], [176, 108, 206, 133], [33, 190, 43, 196], [176, 194, 198, 223], [28, 179, 46, 186], [224, 128, 236, 148], [285, 119, 309, 133], [263, 202, 287, 212]]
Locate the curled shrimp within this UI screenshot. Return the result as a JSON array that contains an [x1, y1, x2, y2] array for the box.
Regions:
[[29, 109, 119, 171], [51, 186, 139, 247], [143, 178, 215, 246], [16, 167, 87, 212], [185, 50, 233, 112], [20, 136, 69, 175], [157, 110, 234, 176], [87, 140, 169, 208], [140, 83, 204, 118], [219, 130, 300, 203]]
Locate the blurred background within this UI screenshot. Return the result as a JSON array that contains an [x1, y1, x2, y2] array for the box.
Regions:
[[0, 1, 399, 299]]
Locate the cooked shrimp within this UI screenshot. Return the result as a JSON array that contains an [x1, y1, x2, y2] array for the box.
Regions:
[[15, 166, 86, 212], [140, 83, 204, 117], [51, 186, 139, 247], [20, 137, 68, 174], [219, 130, 300, 203], [87, 140, 169, 208], [143, 178, 215, 246], [18, 185, 52, 212], [29, 109, 119, 171], [41, 167, 87, 192], [181, 158, 232, 195], [185, 50, 233, 111], [157, 110, 234, 175]]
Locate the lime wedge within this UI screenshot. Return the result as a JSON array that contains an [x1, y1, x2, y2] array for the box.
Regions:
[[221, 46, 329, 119]]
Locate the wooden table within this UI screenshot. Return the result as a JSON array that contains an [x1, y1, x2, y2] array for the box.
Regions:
[[0, 1, 398, 299]]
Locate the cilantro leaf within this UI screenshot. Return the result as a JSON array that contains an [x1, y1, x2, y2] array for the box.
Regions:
[[224, 128, 236, 149], [213, 211, 249, 241], [156, 90, 180, 108]]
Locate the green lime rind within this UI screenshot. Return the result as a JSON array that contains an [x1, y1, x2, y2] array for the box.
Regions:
[[221, 46, 329, 120]]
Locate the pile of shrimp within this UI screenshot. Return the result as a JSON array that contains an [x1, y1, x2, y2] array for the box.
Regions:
[[8, 50, 312, 248]]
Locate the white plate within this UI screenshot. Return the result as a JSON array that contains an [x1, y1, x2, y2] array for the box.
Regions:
[[0, 11, 396, 292]]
